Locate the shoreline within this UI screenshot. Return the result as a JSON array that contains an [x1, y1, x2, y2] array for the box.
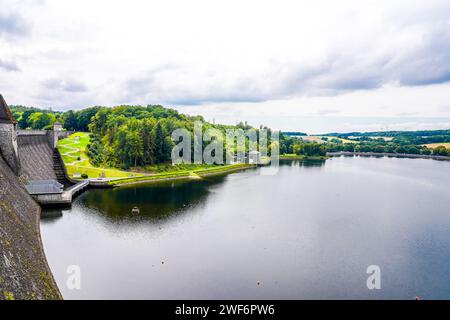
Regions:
[[109, 164, 256, 187], [327, 151, 450, 161], [279, 155, 329, 160]]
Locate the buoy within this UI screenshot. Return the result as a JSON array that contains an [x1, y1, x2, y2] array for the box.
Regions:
[[132, 207, 140, 215]]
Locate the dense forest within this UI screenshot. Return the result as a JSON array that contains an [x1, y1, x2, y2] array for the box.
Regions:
[[10, 105, 450, 168]]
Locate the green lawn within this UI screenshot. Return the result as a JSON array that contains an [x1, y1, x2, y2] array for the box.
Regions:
[[57, 132, 141, 179]]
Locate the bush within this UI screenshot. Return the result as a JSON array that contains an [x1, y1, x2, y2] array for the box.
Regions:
[[81, 173, 89, 179]]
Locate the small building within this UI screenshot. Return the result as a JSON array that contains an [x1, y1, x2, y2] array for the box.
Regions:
[[248, 150, 261, 164], [53, 122, 63, 131]]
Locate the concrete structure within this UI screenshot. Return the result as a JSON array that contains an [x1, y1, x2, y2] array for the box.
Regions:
[[0, 95, 61, 299], [18, 132, 58, 181], [0, 94, 20, 175], [26, 179, 89, 206], [26, 180, 64, 194], [17, 124, 73, 185]]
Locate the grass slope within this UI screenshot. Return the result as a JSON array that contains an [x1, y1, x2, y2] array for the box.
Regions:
[[57, 132, 141, 179]]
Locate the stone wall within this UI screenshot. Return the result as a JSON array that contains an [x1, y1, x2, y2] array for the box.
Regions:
[[0, 156, 61, 300]]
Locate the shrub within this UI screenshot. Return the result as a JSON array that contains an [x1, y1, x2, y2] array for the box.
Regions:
[[81, 173, 89, 179]]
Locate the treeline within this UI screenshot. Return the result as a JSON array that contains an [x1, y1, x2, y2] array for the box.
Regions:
[[325, 129, 450, 138], [280, 138, 449, 157], [11, 105, 100, 132], [10, 105, 61, 130], [324, 129, 450, 145], [283, 131, 308, 137]]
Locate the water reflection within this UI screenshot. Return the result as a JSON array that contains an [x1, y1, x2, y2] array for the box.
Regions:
[[81, 175, 228, 222], [279, 159, 326, 168], [41, 208, 64, 219]]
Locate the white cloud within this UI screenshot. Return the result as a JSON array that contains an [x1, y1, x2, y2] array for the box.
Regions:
[[1, 0, 450, 131]]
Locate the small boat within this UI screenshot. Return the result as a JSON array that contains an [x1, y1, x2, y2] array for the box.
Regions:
[[131, 206, 140, 215]]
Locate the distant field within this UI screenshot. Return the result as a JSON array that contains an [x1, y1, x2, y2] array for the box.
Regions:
[[422, 143, 450, 149], [58, 132, 140, 179], [300, 136, 357, 144]]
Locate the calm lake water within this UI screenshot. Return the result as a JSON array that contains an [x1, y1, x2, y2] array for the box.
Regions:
[[40, 157, 450, 299]]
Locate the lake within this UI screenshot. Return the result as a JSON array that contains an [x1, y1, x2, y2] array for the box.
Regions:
[[40, 156, 450, 299]]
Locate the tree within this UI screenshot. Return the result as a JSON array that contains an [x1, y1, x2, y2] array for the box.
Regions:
[[125, 131, 144, 167], [28, 112, 55, 129], [63, 110, 78, 131], [86, 134, 105, 166], [152, 122, 171, 163], [18, 110, 34, 129], [434, 146, 449, 156]]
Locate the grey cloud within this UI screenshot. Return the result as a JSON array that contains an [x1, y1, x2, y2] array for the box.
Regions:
[[0, 12, 31, 39], [0, 59, 21, 72], [92, 2, 450, 106], [42, 78, 88, 93], [123, 25, 450, 107], [124, 72, 267, 106], [389, 27, 450, 86]]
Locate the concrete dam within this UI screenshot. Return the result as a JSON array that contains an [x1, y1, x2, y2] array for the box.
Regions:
[[17, 130, 71, 184], [0, 95, 62, 300]]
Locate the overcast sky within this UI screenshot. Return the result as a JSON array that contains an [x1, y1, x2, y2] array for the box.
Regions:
[[1, 0, 450, 133]]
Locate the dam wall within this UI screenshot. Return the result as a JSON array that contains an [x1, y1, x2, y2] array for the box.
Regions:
[[17, 130, 74, 185], [0, 155, 61, 300], [18, 134, 57, 182]]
